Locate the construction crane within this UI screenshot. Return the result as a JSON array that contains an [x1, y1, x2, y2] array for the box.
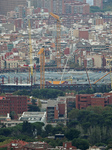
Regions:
[[108, 60, 112, 89], [28, 19, 33, 84], [93, 72, 110, 84], [50, 12, 61, 68], [38, 48, 45, 89], [85, 67, 92, 89], [66, 76, 73, 84]]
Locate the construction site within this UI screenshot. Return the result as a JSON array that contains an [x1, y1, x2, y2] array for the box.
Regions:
[[0, 12, 112, 93]]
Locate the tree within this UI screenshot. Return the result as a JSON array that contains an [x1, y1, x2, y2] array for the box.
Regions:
[[22, 121, 33, 136], [45, 124, 53, 136], [88, 126, 101, 145], [65, 128, 80, 140], [32, 98, 37, 105], [28, 104, 40, 112], [72, 138, 89, 150], [10, 111, 16, 119], [68, 108, 79, 120], [13, 89, 30, 96]]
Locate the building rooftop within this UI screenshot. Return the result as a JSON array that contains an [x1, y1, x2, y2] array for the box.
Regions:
[[47, 100, 58, 107]]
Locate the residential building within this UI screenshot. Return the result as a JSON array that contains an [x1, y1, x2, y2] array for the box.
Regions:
[[1, 120, 23, 127], [19, 112, 46, 124], [0, 0, 27, 15], [0, 140, 28, 150], [76, 41, 92, 51], [89, 53, 103, 68], [23, 141, 50, 150], [5, 59, 19, 69], [76, 93, 112, 109], [0, 141, 77, 150], [83, 58, 94, 68], [93, 0, 103, 8], [0, 94, 28, 118], [0, 56, 5, 70], [46, 100, 58, 122], [44, 0, 51, 12], [64, 2, 90, 15], [51, 0, 64, 14], [79, 30, 89, 40], [46, 96, 75, 123]]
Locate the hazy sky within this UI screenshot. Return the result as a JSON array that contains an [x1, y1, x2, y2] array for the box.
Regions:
[[86, 0, 93, 5]]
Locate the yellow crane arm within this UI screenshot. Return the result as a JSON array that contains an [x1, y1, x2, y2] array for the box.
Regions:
[[86, 67, 92, 89], [93, 72, 110, 84], [66, 78, 72, 84], [38, 48, 44, 55], [28, 19, 33, 77], [49, 12, 60, 21]]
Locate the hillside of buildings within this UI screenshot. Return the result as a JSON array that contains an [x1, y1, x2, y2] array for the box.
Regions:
[[1, 0, 112, 149]]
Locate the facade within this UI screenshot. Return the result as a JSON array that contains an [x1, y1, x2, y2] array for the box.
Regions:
[[91, 54, 103, 68], [46, 100, 58, 122], [51, 0, 64, 14], [0, 94, 28, 117], [76, 93, 112, 109], [83, 58, 94, 68], [23, 141, 49, 150], [46, 96, 75, 123], [93, 0, 103, 8], [79, 30, 89, 40], [64, 2, 89, 15], [5, 59, 19, 69], [0, 0, 27, 15]]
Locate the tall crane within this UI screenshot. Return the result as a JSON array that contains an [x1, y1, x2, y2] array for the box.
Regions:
[[50, 12, 61, 68], [38, 48, 45, 89], [28, 19, 33, 84], [93, 72, 110, 84], [109, 61, 112, 89], [85, 67, 92, 89]]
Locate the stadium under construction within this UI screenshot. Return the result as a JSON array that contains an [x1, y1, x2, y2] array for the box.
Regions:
[[0, 70, 111, 93]]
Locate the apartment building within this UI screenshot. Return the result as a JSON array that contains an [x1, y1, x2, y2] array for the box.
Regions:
[[51, 0, 64, 14], [0, 0, 27, 15], [5, 59, 19, 69], [76, 93, 112, 109], [93, 0, 103, 8], [0, 94, 28, 118], [46, 100, 58, 122], [64, 2, 90, 15], [46, 96, 75, 123]]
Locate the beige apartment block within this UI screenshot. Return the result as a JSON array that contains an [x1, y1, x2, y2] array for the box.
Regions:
[[5, 59, 19, 69], [73, 30, 79, 38], [0, 56, 5, 69], [90, 54, 102, 68], [89, 31, 97, 41]]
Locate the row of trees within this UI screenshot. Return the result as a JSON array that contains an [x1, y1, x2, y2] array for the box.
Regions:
[[12, 85, 110, 98], [13, 88, 65, 99]]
